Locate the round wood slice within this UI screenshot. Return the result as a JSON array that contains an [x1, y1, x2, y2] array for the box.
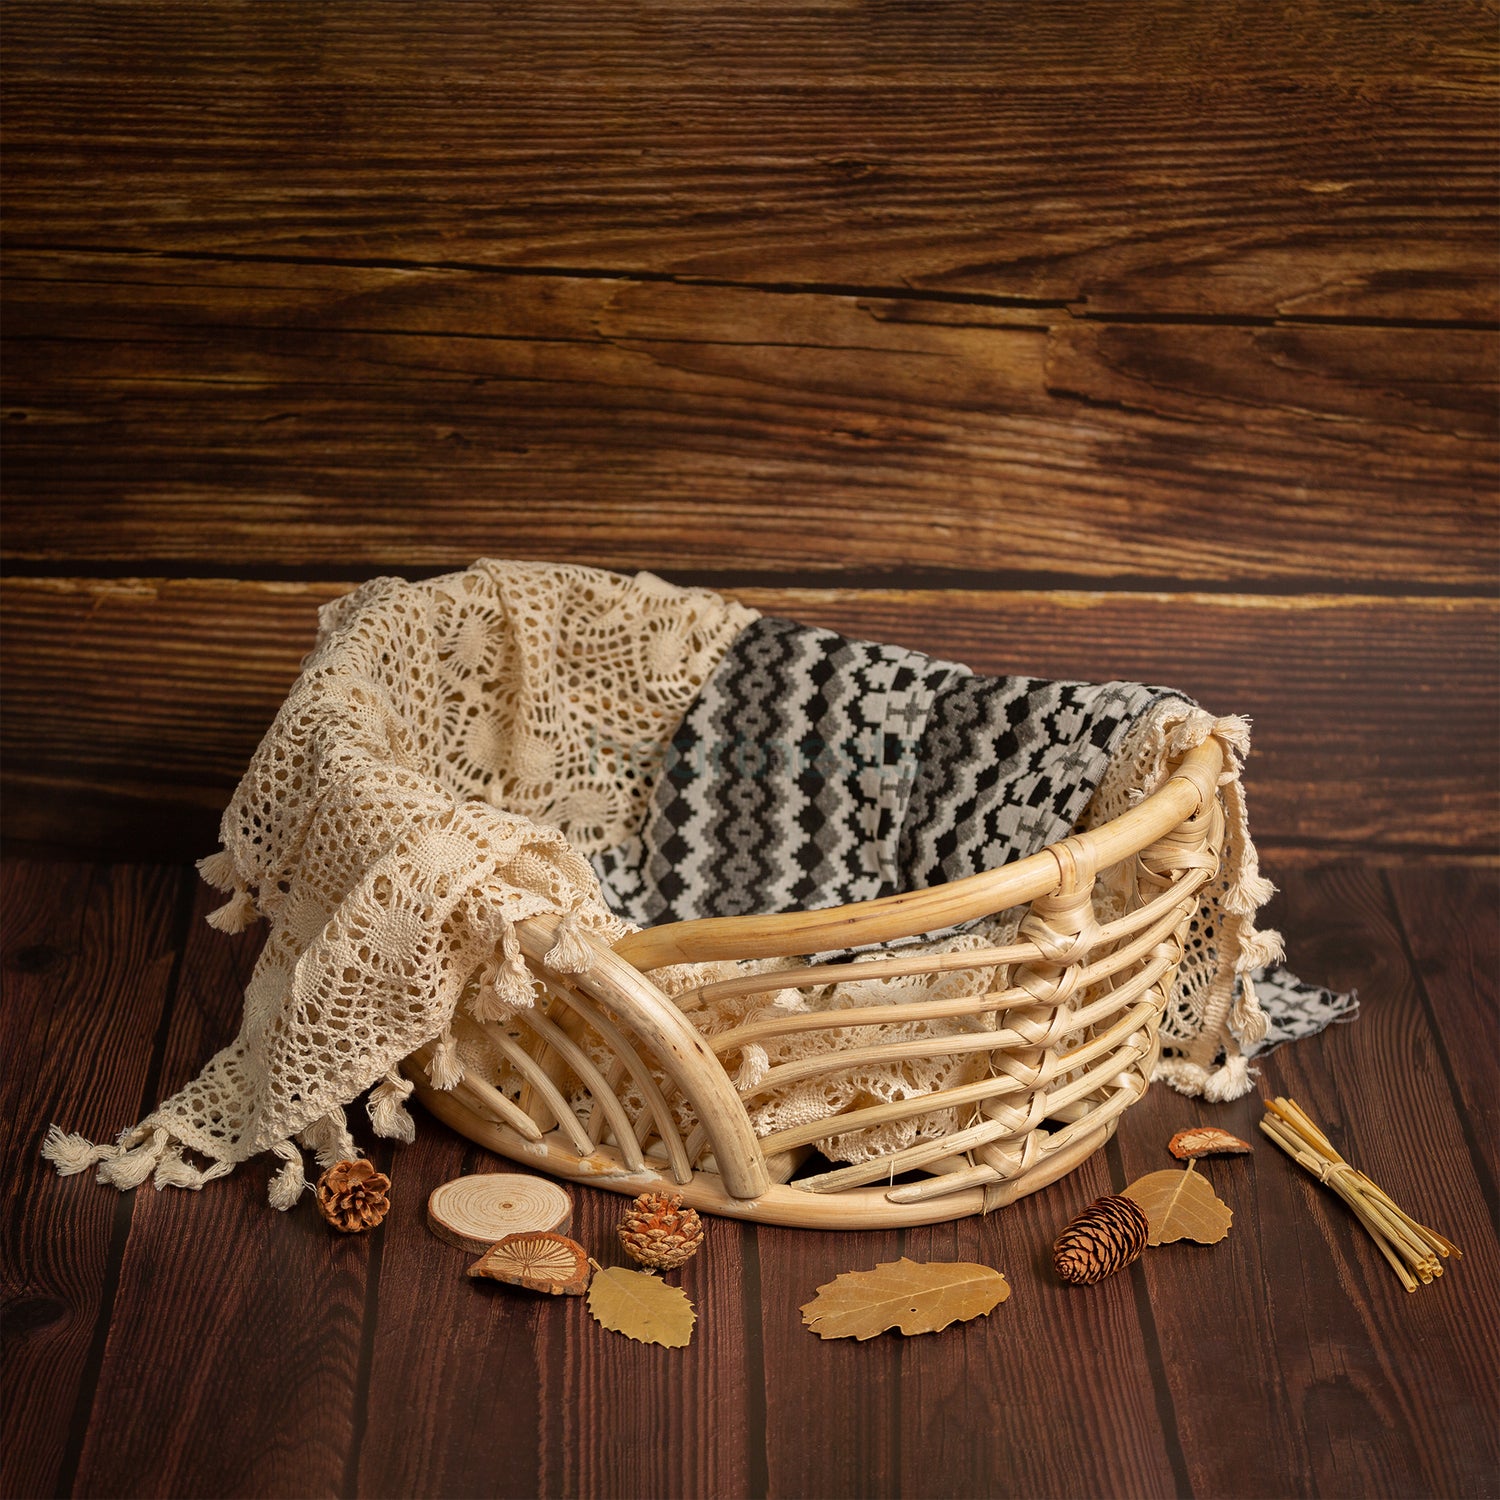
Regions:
[[426, 1173, 573, 1253]]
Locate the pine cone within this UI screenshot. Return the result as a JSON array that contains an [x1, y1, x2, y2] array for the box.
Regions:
[[1053, 1194, 1150, 1285], [316, 1159, 391, 1233], [617, 1191, 704, 1271]]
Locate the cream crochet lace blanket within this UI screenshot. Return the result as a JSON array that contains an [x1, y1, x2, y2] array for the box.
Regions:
[[46, 560, 1278, 1204]]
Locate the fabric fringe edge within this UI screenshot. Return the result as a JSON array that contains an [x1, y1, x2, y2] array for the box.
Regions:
[[367, 1070, 417, 1143], [1142, 708, 1280, 1101]]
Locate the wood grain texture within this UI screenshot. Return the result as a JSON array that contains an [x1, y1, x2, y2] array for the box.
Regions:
[[757, 1223, 905, 1498], [3, 1, 1494, 1487], [0, 861, 183, 1500], [537, 1189, 756, 1499], [361, 1148, 758, 1500], [3, 577, 1494, 862], [1385, 867, 1500, 1197], [2, 857, 1497, 1497], [354, 1134, 547, 1500], [896, 1164, 1182, 1499], [3, 255, 1495, 584], [2, 4, 1495, 320], [71, 880, 367, 1500], [1117, 867, 1500, 1499]]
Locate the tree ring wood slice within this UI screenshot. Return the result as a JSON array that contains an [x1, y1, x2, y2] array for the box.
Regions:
[[427, 1173, 573, 1253]]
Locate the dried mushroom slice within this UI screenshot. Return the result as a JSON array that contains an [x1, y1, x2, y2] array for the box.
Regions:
[[468, 1231, 592, 1296], [1168, 1126, 1253, 1160]]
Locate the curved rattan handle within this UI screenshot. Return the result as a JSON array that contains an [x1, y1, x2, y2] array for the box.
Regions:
[[611, 736, 1226, 971], [514, 914, 772, 1201]]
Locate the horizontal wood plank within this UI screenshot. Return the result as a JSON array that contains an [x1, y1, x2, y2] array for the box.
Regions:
[[2, 4, 1495, 320], [3, 257, 1495, 585], [4, 1, 1494, 88], [2, 578, 1494, 862]]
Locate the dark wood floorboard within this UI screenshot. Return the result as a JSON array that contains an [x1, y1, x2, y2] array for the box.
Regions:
[[1385, 866, 1500, 1201], [1257, 867, 1500, 1499], [352, 1133, 547, 1500], [0, 861, 185, 1500], [1114, 864, 1500, 1499], [4, 859, 1497, 1499], [543, 1186, 756, 1500], [69, 881, 367, 1500], [756, 1222, 905, 1500], [897, 1168, 1183, 1500]]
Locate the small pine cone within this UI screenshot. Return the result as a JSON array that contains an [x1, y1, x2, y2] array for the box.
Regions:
[[316, 1159, 391, 1233], [1053, 1194, 1150, 1285], [617, 1191, 704, 1271]]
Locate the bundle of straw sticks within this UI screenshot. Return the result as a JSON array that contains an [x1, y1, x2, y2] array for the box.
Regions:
[[1260, 1096, 1461, 1292]]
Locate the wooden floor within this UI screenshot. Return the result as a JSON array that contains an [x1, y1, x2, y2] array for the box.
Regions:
[[4, 856, 1496, 1500]]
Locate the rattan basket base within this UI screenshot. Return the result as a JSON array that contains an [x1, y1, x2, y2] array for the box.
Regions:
[[413, 1079, 1118, 1228]]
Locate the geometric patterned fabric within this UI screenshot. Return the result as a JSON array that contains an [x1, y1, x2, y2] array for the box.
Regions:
[[591, 613, 1354, 1090], [593, 615, 1172, 927]]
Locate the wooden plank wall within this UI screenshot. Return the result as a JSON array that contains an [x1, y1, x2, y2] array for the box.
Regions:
[[2, 0, 1496, 864]]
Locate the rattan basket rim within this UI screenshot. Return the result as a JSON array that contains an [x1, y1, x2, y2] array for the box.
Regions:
[[616, 736, 1224, 969]]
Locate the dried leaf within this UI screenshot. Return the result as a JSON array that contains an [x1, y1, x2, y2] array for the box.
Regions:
[[1122, 1161, 1233, 1245], [587, 1265, 696, 1347], [800, 1258, 1010, 1341], [1168, 1126, 1253, 1160], [468, 1231, 591, 1296]]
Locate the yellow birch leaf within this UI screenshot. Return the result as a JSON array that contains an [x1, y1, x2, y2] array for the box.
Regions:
[[587, 1265, 695, 1347], [800, 1258, 1010, 1341], [1122, 1160, 1233, 1245]]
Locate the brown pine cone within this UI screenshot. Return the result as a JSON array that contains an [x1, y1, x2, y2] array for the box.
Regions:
[[1053, 1194, 1150, 1285], [617, 1191, 704, 1271], [316, 1159, 391, 1233]]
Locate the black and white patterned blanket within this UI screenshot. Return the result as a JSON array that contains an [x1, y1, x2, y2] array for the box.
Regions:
[[593, 616, 1169, 921], [591, 615, 1354, 1056]]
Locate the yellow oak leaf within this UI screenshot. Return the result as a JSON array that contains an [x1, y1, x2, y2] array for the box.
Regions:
[[800, 1258, 1010, 1341], [1122, 1160, 1233, 1245], [587, 1265, 695, 1348]]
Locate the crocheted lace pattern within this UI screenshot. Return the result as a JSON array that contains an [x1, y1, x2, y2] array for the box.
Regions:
[[45, 562, 753, 1200]]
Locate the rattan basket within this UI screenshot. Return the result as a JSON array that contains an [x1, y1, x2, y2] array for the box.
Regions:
[[407, 735, 1227, 1228]]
